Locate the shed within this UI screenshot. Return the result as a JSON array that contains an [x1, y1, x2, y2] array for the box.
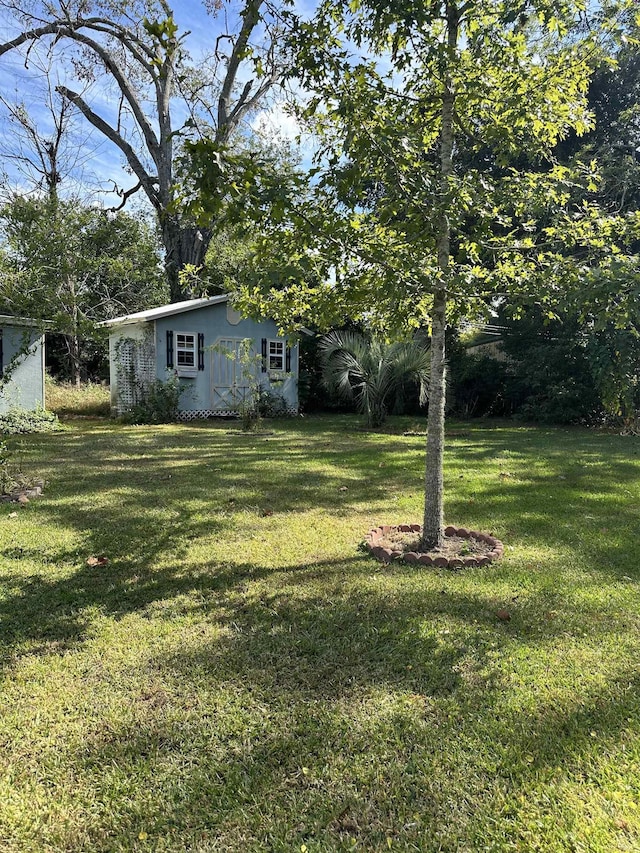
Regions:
[[103, 296, 302, 418], [0, 316, 46, 414]]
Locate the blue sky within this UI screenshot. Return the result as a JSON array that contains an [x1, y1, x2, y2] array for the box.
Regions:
[[0, 0, 314, 208]]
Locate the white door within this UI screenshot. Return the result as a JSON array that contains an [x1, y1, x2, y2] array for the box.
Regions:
[[210, 338, 254, 412]]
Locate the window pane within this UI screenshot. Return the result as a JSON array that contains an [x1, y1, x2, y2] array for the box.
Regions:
[[176, 333, 196, 368]]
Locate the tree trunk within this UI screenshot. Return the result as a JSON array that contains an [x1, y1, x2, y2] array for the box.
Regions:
[[422, 287, 447, 547], [421, 2, 458, 550], [162, 217, 213, 302], [66, 333, 82, 388]]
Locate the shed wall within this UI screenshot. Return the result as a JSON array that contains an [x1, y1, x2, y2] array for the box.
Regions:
[[153, 303, 299, 416], [0, 325, 45, 413]]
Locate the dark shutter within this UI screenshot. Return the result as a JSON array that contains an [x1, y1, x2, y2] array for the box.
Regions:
[[198, 333, 205, 370], [261, 338, 267, 372], [285, 345, 291, 373], [166, 330, 174, 368]]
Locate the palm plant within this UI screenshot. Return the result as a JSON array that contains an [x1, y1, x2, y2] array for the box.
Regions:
[[319, 330, 430, 427]]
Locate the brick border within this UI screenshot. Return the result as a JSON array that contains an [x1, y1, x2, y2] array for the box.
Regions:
[[364, 524, 504, 568], [0, 484, 43, 504]]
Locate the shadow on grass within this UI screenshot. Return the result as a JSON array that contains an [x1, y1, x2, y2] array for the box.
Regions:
[[3, 417, 640, 668], [49, 554, 640, 848]]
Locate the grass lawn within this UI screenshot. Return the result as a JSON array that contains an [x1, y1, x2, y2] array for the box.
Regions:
[[1, 414, 639, 852]]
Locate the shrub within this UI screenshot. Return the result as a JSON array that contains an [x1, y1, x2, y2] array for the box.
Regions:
[[0, 441, 15, 493], [0, 407, 61, 435], [319, 330, 430, 428], [257, 389, 290, 418], [121, 376, 183, 424]]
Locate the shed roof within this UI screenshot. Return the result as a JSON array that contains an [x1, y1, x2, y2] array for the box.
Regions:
[[102, 295, 313, 336], [101, 295, 228, 327], [0, 314, 46, 328]]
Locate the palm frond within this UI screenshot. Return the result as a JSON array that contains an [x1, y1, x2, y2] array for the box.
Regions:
[[319, 330, 431, 426]]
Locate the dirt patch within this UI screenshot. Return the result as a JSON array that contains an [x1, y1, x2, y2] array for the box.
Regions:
[[365, 524, 504, 568], [376, 529, 493, 559]]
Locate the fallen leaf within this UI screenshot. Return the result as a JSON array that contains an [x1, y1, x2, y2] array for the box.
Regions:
[[496, 608, 511, 622], [8, 512, 18, 518], [86, 555, 109, 567], [338, 486, 348, 492], [261, 508, 273, 517], [17, 494, 29, 505]]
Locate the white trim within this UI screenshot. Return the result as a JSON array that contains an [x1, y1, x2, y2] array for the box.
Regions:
[[268, 338, 285, 372], [40, 332, 46, 408], [175, 330, 197, 375]]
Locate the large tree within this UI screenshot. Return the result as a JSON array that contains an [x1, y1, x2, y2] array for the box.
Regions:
[[0, 0, 286, 301], [188, 0, 631, 548]]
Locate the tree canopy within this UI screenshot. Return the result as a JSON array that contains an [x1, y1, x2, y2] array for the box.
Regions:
[[189, 0, 634, 546], [0, 0, 289, 300], [0, 196, 166, 382]]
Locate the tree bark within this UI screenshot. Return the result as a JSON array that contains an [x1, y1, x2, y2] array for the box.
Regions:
[[421, 2, 458, 550], [67, 333, 82, 388], [422, 286, 447, 548], [161, 218, 212, 302]]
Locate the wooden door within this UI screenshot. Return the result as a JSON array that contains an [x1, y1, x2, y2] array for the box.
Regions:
[[210, 338, 253, 412]]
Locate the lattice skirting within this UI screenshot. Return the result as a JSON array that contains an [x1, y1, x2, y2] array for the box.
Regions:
[[177, 408, 299, 421]]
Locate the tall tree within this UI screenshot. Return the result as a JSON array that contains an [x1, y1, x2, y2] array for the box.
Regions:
[[0, 0, 286, 301], [188, 0, 628, 548]]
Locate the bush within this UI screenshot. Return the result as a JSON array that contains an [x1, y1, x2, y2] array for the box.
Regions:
[[446, 346, 511, 418], [121, 376, 183, 424], [0, 406, 61, 435], [257, 389, 290, 418]]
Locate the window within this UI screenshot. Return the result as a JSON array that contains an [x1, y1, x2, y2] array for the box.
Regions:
[[175, 332, 197, 374], [268, 339, 285, 371], [176, 333, 196, 368]]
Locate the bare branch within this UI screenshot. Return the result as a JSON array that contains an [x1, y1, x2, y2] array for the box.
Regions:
[[217, 0, 264, 136], [56, 85, 160, 209], [0, 21, 69, 57], [56, 27, 161, 163], [107, 180, 143, 212]]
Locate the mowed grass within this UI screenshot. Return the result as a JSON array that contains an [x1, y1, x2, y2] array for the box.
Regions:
[[1, 415, 639, 852]]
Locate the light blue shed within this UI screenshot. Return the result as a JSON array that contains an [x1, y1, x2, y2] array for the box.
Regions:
[[104, 296, 301, 418], [0, 316, 46, 414]]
